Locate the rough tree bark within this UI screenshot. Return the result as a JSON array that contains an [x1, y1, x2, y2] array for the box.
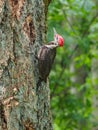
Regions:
[[0, 0, 53, 130]]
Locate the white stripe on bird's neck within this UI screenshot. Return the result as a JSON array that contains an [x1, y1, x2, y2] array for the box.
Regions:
[[45, 42, 58, 49]]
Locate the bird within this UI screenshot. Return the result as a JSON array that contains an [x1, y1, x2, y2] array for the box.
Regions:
[[37, 28, 64, 82]]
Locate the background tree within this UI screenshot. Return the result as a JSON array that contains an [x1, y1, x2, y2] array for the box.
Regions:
[[0, 0, 53, 130]]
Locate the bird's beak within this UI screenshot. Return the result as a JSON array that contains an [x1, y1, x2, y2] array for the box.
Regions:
[[53, 27, 57, 35]]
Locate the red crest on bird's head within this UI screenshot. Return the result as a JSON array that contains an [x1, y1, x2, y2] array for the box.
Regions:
[[53, 28, 64, 47], [54, 34, 64, 47]]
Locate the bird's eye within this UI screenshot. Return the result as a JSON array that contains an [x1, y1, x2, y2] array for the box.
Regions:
[[56, 36, 58, 40], [54, 34, 59, 41]]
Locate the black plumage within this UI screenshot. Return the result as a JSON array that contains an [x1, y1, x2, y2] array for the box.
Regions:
[[38, 42, 57, 82]]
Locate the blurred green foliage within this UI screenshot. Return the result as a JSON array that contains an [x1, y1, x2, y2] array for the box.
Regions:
[[47, 0, 98, 130]]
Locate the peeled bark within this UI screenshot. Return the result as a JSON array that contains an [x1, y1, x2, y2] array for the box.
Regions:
[[0, 0, 53, 130]]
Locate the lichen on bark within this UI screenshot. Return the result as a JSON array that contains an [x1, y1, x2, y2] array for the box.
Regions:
[[0, 0, 53, 130]]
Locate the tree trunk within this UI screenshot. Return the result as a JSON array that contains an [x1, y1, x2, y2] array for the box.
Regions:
[[91, 57, 98, 130], [70, 48, 88, 130], [0, 0, 53, 130]]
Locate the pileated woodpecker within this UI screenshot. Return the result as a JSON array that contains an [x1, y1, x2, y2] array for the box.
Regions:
[[38, 28, 64, 82]]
